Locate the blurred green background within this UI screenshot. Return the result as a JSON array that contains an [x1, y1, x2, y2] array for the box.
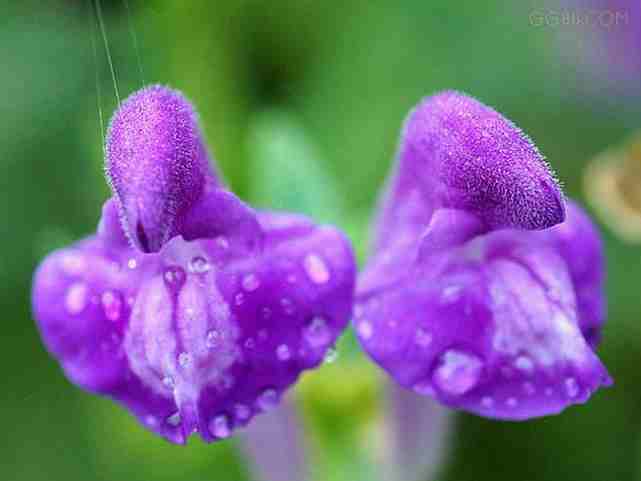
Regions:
[[2, 1, 640, 480]]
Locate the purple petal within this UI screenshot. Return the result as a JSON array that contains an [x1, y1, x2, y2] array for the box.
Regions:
[[544, 200, 605, 348], [375, 91, 564, 252], [358, 93, 608, 420], [33, 200, 354, 443], [356, 216, 611, 420], [106, 85, 219, 253]]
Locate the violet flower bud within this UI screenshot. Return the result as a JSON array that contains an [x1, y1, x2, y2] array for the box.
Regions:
[[32, 85, 356, 443], [355, 91, 611, 420]]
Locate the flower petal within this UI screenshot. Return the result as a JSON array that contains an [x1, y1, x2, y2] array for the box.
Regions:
[[375, 91, 564, 252], [33, 201, 355, 443], [545, 200, 605, 347], [355, 213, 610, 420], [106, 85, 219, 252]]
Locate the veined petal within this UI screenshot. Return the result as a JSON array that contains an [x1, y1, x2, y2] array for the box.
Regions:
[[355, 223, 610, 420], [33, 200, 355, 443]]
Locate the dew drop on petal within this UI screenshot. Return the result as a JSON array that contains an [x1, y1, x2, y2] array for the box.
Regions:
[[440, 284, 462, 303], [415, 328, 433, 347], [505, 397, 518, 408], [206, 330, 221, 349], [210, 415, 231, 439], [413, 380, 435, 396], [127, 258, 137, 269], [280, 297, 295, 315], [323, 347, 338, 364], [144, 415, 158, 427], [242, 273, 260, 292], [178, 352, 191, 368], [432, 349, 483, 396], [304, 317, 332, 348], [244, 338, 256, 349], [304, 253, 330, 284], [481, 396, 494, 408], [523, 382, 536, 396], [166, 412, 181, 426], [261, 307, 272, 319], [565, 377, 579, 398], [61, 252, 86, 274], [65, 283, 88, 314], [234, 403, 251, 421], [164, 266, 186, 286], [276, 344, 291, 361], [357, 320, 373, 340], [215, 236, 229, 249], [162, 376, 175, 390], [514, 355, 534, 374], [257, 389, 279, 411], [101, 290, 122, 321], [188, 256, 211, 274], [235, 292, 245, 306]]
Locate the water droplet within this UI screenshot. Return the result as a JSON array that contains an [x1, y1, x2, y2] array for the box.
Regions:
[[523, 382, 536, 396], [234, 404, 251, 421], [440, 284, 462, 303], [505, 397, 518, 408], [188, 256, 211, 274], [166, 412, 181, 426], [235, 292, 245, 305], [162, 376, 175, 390], [514, 355, 534, 374], [280, 297, 295, 315], [257, 389, 278, 411], [242, 273, 260, 291], [206, 330, 221, 349], [287, 274, 297, 284], [178, 352, 191, 368], [432, 349, 483, 396], [61, 252, 86, 274], [127, 258, 137, 269], [210, 415, 231, 438], [323, 347, 338, 364], [261, 307, 272, 319], [244, 338, 256, 349], [481, 396, 494, 408], [276, 344, 291, 361], [415, 328, 432, 347], [164, 266, 186, 286], [65, 283, 88, 314], [304, 253, 330, 284], [144, 415, 158, 426], [357, 320, 373, 340], [413, 380, 435, 396], [101, 290, 122, 321], [565, 377, 579, 398], [215, 236, 229, 249], [304, 317, 331, 348]]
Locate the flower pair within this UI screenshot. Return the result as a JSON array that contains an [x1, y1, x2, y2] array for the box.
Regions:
[[32, 86, 611, 444]]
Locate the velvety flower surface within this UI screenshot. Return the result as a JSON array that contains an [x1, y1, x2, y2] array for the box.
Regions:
[[355, 91, 611, 420], [32, 85, 355, 443]]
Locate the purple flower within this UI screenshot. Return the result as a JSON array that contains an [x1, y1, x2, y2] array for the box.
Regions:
[[32, 86, 355, 443], [355, 91, 611, 420]]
